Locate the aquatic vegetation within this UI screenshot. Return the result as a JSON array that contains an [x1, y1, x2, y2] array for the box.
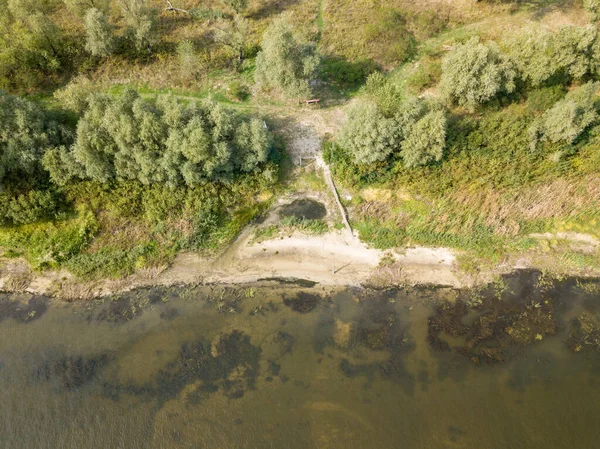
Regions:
[[155, 330, 262, 401], [0, 295, 47, 323], [567, 312, 600, 352], [37, 354, 109, 390], [427, 272, 560, 363], [283, 292, 322, 313]]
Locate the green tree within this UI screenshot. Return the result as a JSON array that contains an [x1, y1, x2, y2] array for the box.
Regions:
[[0, 92, 57, 184], [234, 118, 272, 172], [0, 3, 65, 89], [214, 15, 248, 64], [45, 90, 274, 186], [401, 110, 447, 168], [84, 7, 114, 57], [440, 37, 516, 110], [529, 82, 599, 148], [338, 102, 400, 164], [119, 0, 155, 55], [255, 19, 319, 99], [584, 0, 600, 21]]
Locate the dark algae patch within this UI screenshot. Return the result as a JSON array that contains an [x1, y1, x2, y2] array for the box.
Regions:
[[155, 330, 261, 401], [37, 354, 109, 390], [283, 292, 322, 313], [0, 295, 47, 323], [426, 271, 572, 364]]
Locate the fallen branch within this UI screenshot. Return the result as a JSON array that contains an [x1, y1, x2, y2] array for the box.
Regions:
[[165, 0, 191, 15]]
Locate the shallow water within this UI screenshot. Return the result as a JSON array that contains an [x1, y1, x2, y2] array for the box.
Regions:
[[1, 271, 600, 449]]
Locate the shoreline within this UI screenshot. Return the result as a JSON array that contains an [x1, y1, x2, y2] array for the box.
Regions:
[[2, 227, 600, 301]]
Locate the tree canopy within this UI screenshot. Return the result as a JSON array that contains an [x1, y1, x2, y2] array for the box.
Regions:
[[440, 37, 516, 110], [0, 91, 61, 185], [84, 7, 114, 57], [43, 90, 274, 187], [529, 82, 599, 148], [255, 19, 319, 99]]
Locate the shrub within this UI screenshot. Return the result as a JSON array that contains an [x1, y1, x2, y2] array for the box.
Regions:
[[84, 7, 114, 57], [0, 92, 60, 184], [401, 110, 447, 168], [3, 190, 60, 225], [440, 37, 516, 110], [363, 9, 416, 66], [255, 19, 319, 99], [320, 57, 379, 88], [338, 102, 400, 164], [529, 82, 600, 148]]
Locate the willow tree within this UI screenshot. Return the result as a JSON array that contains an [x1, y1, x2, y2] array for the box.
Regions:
[[529, 82, 599, 148], [119, 0, 156, 55], [84, 7, 114, 57], [255, 19, 319, 100], [440, 37, 516, 110]]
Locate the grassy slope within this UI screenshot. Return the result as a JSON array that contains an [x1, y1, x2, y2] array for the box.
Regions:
[[3, 0, 598, 281], [330, 4, 600, 275]]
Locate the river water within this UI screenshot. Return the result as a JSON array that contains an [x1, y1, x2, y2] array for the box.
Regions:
[[1, 271, 599, 449]]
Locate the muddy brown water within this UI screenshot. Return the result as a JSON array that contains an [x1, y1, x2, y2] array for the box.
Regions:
[[1, 271, 600, 449], [279, 199, 327, 220]]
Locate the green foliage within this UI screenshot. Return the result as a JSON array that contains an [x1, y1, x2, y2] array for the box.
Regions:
[[280, 216, 328, 235], [43, 89, 274, 186], [84, 7, 114, 57], [338, 102, 400, 164], [0, 209, 98, 269], [0, 190, 61, 225], [529, 82, 599, 148], [0, 92, 61, 184], [119, 0, 156, 54], [584, 0, 600, 22], [228, 80, 250, 101], [504, 25, 600, 87], [63, 0, 109, 16], [363, 71, 404, 116], [320, 57, 379, 88], [338, 96, 447, 167], [213, 15, 249, 64], [401, 110, 447, 168], [255, 18, 320, 99], [440, 37, 516, 110], [0, 4, 68, 90], [526, 85, 566, 113], [54, 76, 96, 114]]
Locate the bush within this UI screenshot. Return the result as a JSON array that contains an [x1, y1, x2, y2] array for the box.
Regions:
[[401, 110, 447, 168], [440, 37, 516, 110], [363, 9, 417, 66], [255, 18, 319, 99], [320, 57, 379, 88], [2, 190, 61, 225], [529, 82, 600, 148], [338, 102, 400, 164]]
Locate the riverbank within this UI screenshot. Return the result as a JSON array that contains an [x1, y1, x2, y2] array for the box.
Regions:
[[2, 224, 600, 300]]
